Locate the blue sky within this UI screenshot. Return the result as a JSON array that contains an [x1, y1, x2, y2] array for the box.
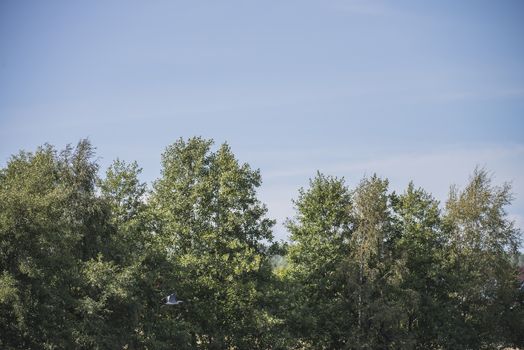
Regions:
[[1, 0, 523, 240]]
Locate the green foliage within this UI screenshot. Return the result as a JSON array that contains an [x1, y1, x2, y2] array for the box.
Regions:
[[0, 141, 110, 349], [390, 183, 446, 348], [441, 168, 522, 348], [1, 141, 522, 349], [285, 173, 353, 348], [150, 137, 276, 349]]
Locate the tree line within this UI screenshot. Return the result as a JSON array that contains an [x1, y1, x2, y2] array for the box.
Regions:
[[0, 138, 522, 349]]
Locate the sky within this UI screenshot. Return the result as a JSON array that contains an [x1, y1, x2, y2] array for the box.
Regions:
[[1, 0, 524, 241]]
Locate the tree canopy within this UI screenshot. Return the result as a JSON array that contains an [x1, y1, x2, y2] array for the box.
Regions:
[[1, 139, 522, 349]]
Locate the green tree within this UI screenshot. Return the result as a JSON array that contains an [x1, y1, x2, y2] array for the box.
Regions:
[[0, 140, 114, 349], [86, 159, 157, 349], [2, 139, 522, 350], [346, 175, 414, 349], [0, 141, 155, 349], [151, 137, 275, 349], [391, 182, 446, 348], [285, 173, 354, 349], [442, 168, 522, 349]]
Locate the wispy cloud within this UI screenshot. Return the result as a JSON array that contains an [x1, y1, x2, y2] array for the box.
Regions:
[[259, 144, 524, 240], [331, 0, 401, 17], [263, 144, 524, 180], [437, 88, 524, 102]]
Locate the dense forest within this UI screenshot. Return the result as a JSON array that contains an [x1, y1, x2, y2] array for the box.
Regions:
[[0, 138, 522, 349]]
